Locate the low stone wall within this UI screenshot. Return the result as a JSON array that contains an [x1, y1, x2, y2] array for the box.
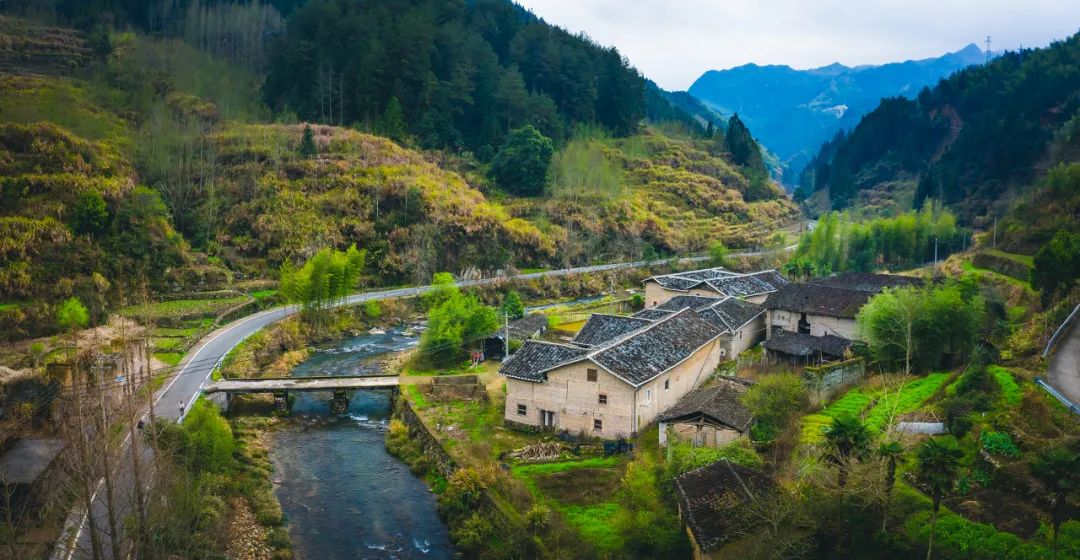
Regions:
[[394, 394, 459, 478], [429, 375, 486, 402], [804, 357, 866, 405]]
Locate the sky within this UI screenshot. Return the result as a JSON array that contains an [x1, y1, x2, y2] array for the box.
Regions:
[[514, 0, 1080, 90]]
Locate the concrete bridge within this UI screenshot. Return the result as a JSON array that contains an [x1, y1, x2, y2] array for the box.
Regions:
[[204, 375, 399, 413]]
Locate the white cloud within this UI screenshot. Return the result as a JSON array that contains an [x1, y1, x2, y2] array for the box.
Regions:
[[515, 0, 1080, 90]]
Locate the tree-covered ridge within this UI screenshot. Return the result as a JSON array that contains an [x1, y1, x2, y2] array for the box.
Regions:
[[260, 0, 646, 155], [799, 32, 1080, 221]]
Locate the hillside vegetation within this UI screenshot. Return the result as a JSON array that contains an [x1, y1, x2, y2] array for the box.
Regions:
[[0, 10, 795, 340], [799, 33, 1080, 223]]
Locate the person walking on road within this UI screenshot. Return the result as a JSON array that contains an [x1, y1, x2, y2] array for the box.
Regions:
[[178, 400, 185, 417]]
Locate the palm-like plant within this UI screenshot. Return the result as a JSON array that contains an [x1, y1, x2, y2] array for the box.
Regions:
[[878, 440, 904, 532], [824, 413, 871, 488], [783, 259, 800, 279], [1031, 447, 1080, 560], [916, 436, 963, 560]]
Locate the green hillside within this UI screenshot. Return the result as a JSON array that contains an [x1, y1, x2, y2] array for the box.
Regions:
[[799, 33, 1080, 224], [0, 12, 795, 340]]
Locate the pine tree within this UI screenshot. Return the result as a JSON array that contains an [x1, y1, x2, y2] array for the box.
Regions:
[[377, 97, 407, 143], [298, 125, 317, 158]]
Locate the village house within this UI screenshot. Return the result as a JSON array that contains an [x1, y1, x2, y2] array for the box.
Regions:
[[762, 272, 924, 364], [643, 267, 788, 307], [500, 308, 727, 438], [658, 377, 753, 448], [632, 294, 766, 359], [675, 459, 776, 559]]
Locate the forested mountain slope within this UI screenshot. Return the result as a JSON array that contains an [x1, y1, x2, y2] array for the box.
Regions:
[[0, 7, 796, 340], [799, 33, 1080, 222], [689, 45, 986, 184]]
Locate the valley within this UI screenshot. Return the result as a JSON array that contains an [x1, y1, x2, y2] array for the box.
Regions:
[[0, 2, 1078, 560]]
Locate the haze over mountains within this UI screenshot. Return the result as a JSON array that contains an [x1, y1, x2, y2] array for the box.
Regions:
[[687, 44, 987, 184]]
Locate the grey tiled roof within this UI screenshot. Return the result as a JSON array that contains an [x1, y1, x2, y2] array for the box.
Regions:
[[656, 295, 724, 312], [707, 297, 765, 332], [500, 340, 588, 382], [657, 379, 753, 431], [675, 460, 775, 552], [810, 272, 923, 293], [504, 313, 548, 339], [705, 269, 786, 298], [763, 283, 871, 318], [646, 267, 788, 298], [591, 309, 725, 386], [632, 309, 674, 320], [0, 438, 67, 484], [762, 330, 852, 358], [571, 314, 653, 347]]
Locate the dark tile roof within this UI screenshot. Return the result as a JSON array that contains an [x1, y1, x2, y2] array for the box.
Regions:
[[656, 295, 724, 312], [571, 314, 653, 347], [646, 267, 736, 291], [675, 268, 737, 281], [499, 340, 588, 382], [632, 309, 674, 320], [652, 275, 704, 291], [591, 309, 725, 387], [504, 313, 548, 339], [763, 282, 871, 318], [810, 272, 923, 293], [708, 297, 765, 332], [762, 330, 852, 358], [708, 274, 777, 299], [675, 460, 775, 552], [657, 379, 753, 431]]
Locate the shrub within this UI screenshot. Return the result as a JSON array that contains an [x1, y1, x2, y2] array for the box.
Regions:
[[525, 504, 552, 533], [980, 431, 1019, 457], [440, 468, 486, 514]]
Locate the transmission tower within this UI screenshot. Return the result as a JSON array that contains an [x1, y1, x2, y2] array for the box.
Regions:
[[985, 35, 992, 62]]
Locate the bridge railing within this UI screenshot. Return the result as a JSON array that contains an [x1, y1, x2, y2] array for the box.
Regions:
[[1034, 377, 1080, 416], [1038, 301, 1080, 417], [1043, 301, 1080, 358]]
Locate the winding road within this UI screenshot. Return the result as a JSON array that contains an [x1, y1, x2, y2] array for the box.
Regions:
[[1045, 305, 1080, 410]]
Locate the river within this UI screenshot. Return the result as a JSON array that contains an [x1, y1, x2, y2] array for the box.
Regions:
[[268, 327, 455, 559]]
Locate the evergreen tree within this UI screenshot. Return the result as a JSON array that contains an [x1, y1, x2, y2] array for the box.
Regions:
[[501, 291, 525, 320], [488, 125, 554, 196], [298, 125, 317, 158], [377, 97, 407, 143], [725, 113, 766, 174], [916, 436, 963, 560]]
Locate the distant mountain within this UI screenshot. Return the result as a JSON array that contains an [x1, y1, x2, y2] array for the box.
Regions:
[[688, 44, 986, 184], [799, 33, 1080, 223]]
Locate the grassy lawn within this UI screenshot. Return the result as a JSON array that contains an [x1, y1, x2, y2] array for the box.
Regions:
[[250, 289, 278, 300], [986, 249, 1034, 267], [987, 365, 1022, 406], [512, 457, 626, 554], [960, 261, 1035, 292], [864, 373, 951, 432], [119, 296, 249, 320], [154, 352, 183, 367], [801, 389, 874, 444]]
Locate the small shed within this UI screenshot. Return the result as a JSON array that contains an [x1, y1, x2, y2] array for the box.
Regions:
[[762, 330, 852, 365], [658, 378, 753, 447], [675, 459, 775, 559], [0, 438, 67, 521], [485, 313, 550, 359]]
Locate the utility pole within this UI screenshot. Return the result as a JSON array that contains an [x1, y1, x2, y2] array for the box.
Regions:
[[934, 236, 939, 266], [985, 35, 992, 62], [502, 310, 509, 363], [993, 217, 998, 249]]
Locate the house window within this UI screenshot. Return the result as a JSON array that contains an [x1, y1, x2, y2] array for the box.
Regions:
[[587, 368, 598, 382], [645, 388, 653, 404], [517, 404, 527, 416], [798, 313, 811, 334], [598, 393, 608, 405], [593, 419, 603, 431], [664, 380, 670, 390]]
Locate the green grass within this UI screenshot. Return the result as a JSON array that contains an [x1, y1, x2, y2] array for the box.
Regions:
[[154, 352, 183, 367], [250, 290, 278, 300], [960, 261, 1034, 292], [988, 366, 1022, 406], [865, 373, 951, 432], [517, 267, 550, 274], [511, 457, 621, 477], [800, 389, 874, 444], [119, 296, 249, 320], [153, 326, 202, 337], [153, 337, 184, 351], [561, 503, 623, 552], [0, 302, 24, 312], [402, 384, 430, 409], [986, 249, 1034, 267]]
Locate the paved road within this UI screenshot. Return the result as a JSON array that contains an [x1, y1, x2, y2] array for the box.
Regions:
[[60, 252, 780, 559], [1046, 311, 1080, 407]]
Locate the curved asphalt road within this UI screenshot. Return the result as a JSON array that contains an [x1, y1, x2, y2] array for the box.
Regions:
[[55, 248, 800, 559], [1046, 312, 1080, 408]]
